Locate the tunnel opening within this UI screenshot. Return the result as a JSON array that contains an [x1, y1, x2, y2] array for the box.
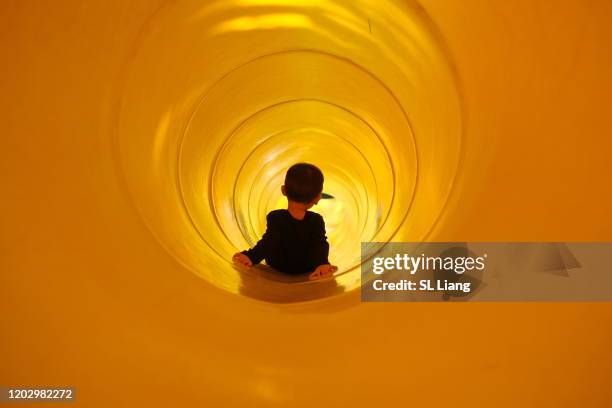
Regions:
[[113, 0, 463, 303]]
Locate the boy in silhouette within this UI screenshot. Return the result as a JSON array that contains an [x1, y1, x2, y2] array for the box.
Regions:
[[233, 163, 337, 280]]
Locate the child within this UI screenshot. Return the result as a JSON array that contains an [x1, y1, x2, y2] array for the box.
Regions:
[[233, 163, 338, 280]]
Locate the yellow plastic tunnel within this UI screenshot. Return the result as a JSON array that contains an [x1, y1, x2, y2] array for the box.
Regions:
[[2, 0, 612, 406]]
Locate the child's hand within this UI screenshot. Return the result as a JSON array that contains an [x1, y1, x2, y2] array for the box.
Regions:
[[232, 252, 253, 267], [309, 264, 338, 280]]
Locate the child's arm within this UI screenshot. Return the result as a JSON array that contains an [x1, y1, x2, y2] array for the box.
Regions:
[[308, 214, 338, 280], [239, 212, 281, 265], [310, 213, 330, 265]]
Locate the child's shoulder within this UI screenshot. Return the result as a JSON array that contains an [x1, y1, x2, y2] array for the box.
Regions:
[[266, 209, 288, 222], [305, 210, 324, 222], [267, 209, 288, 217]]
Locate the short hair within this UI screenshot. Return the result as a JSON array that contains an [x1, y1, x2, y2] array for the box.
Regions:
[[284, 163, 324, 204]]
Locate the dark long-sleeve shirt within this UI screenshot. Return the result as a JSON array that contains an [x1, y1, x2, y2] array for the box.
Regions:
[[242, 209, 330, 275]]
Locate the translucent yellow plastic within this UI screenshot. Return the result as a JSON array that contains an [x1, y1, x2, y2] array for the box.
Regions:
[[114, 0, 461, 299], [2, 0, 612, 406]]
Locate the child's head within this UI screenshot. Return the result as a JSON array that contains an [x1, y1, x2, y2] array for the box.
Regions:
[[282, 163, 324, 207]]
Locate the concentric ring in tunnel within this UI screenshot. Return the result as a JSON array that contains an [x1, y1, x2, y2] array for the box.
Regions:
[[178, 50, 417, 281], [113, 0, 463, 302], [202, 98, 405, 278]]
